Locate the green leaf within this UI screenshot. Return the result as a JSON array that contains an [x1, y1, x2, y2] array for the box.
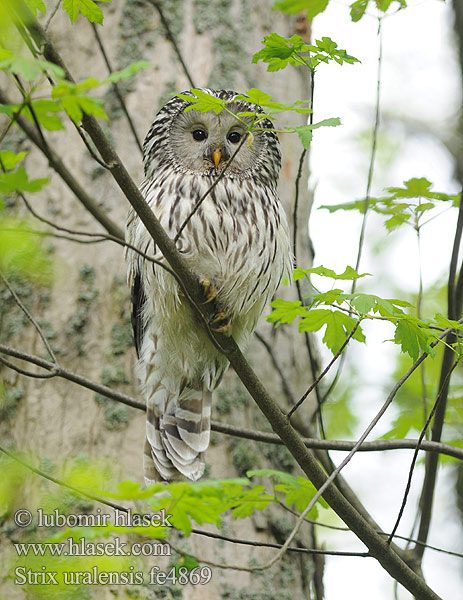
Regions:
[[433, 314, 463, 332], [273, 0, 330, 19], [52, 81, 107, 124], [23, 100, 65, 131], [252, 33, 309, 71], [177, 89, 226, 114], [62, 0, 111, 24], [231, 486, 273, 519], [311, 289, 344, 306], [394, 318, 435, 361], [319, 199, 367, 213], [294, 118, 341, 147], [0, 167, 48, 195], [341, 293, 412, 316], [296, 265, 370, 280], [299, 309, 365, 354], [0, 49, 65, 81], [104, 61, 151, 84], [0, 151, 27, 170], [266, 299, 307, 325], [350, 0, 369, 21], [385, 212, 411, 231]]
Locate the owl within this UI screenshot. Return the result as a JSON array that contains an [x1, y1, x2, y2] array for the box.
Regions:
[[126, 89, 292, 483]]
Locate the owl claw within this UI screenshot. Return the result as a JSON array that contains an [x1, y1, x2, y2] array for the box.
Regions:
[[200, 277, 218, 303], [210, 311, 231, 336]]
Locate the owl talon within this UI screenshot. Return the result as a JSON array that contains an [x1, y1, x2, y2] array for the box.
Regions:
[[200, 277, 218, 303], [210, 311, 231, 335]]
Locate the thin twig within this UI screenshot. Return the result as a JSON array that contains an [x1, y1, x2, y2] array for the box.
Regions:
[[190, 529, 368, 558], [320, 17, 383, 411], [353, 17, 382, 283], [388, 359, 460, 544], [147, 0, 195, 88], [0, 356, 58, 379], [0, 272, 57, 363], [174, 134, 248, 243], [90, 22, 143, 154], [287, 320, 361, 419], [16, 191, 179, 281], [73, 124, 113, 169], [44, 0, 61, 32], [0, 87, 124, 239], [0, 344, 145, 411], [255, 331, 296, 404]]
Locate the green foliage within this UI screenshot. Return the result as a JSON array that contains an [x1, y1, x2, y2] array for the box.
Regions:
[[62, 0, 112, 25], [320, 178, 460, 232], [252, 33, 360, 72], [0, 218, 53, 283], [294, 117, 341, 148], [0, 52, 150, 132], [268, 264, 454, 360], [177, 88, 341, 149], [273, 0, 329, 20], [293, 265, 371, 281], [350, 0, 407, 22], [0, 49, 65, 81]]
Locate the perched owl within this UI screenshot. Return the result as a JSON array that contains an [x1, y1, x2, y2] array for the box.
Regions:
[[126, 89, 292, 483]]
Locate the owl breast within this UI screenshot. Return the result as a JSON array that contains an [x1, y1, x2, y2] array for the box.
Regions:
[[137, 170, 291, 337]]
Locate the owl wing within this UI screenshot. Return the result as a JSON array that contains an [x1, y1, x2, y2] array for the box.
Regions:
[[130, 269, 146, 359]]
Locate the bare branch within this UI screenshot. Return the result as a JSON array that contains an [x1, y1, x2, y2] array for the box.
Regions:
[[0, 271, 57, 363], [287, 320, 361, 419], [0, 344, 145, 411], [146, 0, 196, 88], [90, 22, 144, 154], [255, 331, 296, 404]]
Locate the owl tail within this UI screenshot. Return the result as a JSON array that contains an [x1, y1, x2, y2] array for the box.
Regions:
[[144, 383, 212, 483]]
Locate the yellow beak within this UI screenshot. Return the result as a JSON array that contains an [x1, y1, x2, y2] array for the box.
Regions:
[[212, 148, 222, 168]]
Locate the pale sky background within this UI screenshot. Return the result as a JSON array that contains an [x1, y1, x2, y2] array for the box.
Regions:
[[304, 0, 462, 598]]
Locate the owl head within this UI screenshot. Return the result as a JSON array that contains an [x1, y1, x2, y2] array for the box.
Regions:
[[143, 89, 281, 186]]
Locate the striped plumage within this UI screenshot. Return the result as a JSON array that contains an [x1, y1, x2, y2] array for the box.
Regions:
[[126, 89, 292, 483]]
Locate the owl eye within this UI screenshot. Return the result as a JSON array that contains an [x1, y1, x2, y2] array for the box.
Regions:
[[192, 129, 207, 141], [227, 131, 242, 144]]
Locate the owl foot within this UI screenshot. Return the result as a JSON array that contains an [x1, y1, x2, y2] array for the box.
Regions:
[[210, 310, 232, 335], [200, 277, 218, 304]]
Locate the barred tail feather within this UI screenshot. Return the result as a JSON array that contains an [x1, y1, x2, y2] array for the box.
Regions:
[[144, 382, 211, 483]]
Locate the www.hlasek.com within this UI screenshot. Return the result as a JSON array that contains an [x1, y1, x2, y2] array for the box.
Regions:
[[12, 508, 213, 586]]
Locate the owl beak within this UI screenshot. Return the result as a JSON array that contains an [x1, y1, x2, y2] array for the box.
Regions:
[[212, 148, 222, 168]]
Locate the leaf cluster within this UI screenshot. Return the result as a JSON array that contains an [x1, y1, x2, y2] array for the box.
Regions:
[[267, 265, 463, 361], [320, 178, 460, 232], [272, 0, 407, 23], [252, 33, 360, 72], [98, 470, 328, 537]]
